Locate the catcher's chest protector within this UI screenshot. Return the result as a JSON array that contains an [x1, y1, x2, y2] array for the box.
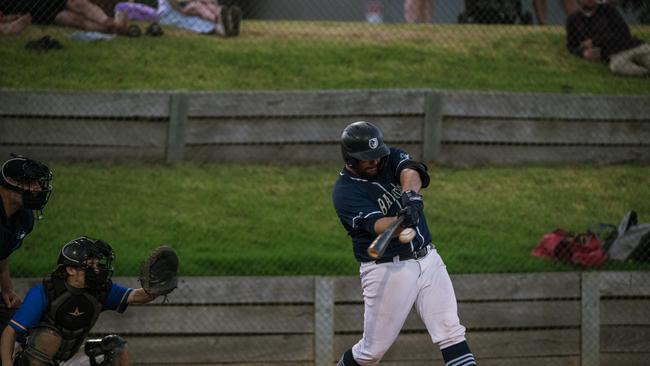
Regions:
[[42, 277, 107, 361]]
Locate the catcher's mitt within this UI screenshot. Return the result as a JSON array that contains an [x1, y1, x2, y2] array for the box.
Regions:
[[139, 245, 179, 297]]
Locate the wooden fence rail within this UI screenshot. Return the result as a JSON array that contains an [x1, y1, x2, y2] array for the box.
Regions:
[[1, 89, 649, 165], [10, 271, 650, 366]]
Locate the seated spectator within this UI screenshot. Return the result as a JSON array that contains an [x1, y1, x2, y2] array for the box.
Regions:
[[0, 0, 128, 34], [404, 0, 432, 23], [158, 0, 240, 36], [566, 0, 650, 76], [533, 0, 579, 25], [0, 11, 31, 35]]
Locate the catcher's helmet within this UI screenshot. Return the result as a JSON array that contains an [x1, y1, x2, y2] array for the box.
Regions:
[[341, 121, 390, 166], [1, 154, 53, 211], [58, 236, 115, 289]]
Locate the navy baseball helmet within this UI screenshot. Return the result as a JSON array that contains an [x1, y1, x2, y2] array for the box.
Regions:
[[58, 236, 115, 289], [341, 121, 390, 166], [0, 154, 53, 211]]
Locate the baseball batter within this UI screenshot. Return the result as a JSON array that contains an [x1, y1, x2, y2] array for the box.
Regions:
[[332, 121, 476, 366]]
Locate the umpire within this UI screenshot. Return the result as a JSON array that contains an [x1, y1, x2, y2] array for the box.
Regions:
[[0, 154, 53, 328], [332, 121, 477, 366]]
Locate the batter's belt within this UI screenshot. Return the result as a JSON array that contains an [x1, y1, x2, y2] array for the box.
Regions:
[[374, 243, 434, 264]]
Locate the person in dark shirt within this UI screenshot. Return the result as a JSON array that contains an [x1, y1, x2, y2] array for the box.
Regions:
[[566, 0, 650, 76], [0, 155, 52, 329]]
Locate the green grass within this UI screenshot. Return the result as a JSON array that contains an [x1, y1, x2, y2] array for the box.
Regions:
[[1, 22, 649, 93], [12, 163, 650, 277]]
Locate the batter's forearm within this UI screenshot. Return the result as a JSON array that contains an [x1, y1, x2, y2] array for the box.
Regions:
[[374, 216, 406, 236], [400, 169, 422, 193]]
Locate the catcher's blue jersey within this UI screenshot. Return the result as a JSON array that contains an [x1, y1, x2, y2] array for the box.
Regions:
[[332, 147, 432, 262], [8, 282, 132, 336]]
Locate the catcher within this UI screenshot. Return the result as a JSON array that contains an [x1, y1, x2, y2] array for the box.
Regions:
[[0, 236, 178, 366]]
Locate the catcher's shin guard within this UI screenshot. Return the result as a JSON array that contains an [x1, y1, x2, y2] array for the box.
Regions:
[[84, 335, 128, 366]]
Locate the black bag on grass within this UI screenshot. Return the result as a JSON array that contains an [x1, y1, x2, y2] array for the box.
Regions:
[[607, 210, 650, 261]]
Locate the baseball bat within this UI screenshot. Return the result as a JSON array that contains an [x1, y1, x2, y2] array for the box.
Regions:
[[367, 216, 405, 259]]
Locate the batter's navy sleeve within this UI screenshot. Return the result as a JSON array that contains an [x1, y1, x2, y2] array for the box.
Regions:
[[391, 148, 415, 179], [9, 284, 48, 335], [103, 283, 132, 313], [333, 173, 384, 235]]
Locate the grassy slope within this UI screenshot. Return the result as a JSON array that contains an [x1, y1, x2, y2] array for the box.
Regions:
[[12, 163, 650, 277], [3, 21, 649, 276], [0, 22, 649, 93]]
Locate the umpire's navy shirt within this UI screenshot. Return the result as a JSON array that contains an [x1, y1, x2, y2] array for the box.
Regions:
[[0, 196, 34, 261], [332, 147, 432, 263]]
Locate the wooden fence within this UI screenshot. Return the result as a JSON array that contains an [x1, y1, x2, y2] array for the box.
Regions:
[[1, 89, 649, 165], [11, 271, 650, 366]]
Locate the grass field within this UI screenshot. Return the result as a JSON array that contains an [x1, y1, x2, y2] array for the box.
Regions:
[[1, 21, 649, 93], [11, 162, 650, 277], [3, 20, 649, 277]]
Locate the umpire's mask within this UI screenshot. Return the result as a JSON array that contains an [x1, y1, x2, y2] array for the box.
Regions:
[[1, 154, 53, 212]]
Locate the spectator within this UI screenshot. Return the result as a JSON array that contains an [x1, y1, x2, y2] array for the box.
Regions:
[[158, 0, 241, 36], [533, 0, 579, 24], [404, 0, 432, 23], [566, 0, 650, 76], [0, 0, 129, 34], [0, 12, 31, 35]]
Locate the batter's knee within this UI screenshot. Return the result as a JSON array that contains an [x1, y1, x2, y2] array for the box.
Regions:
[[433, 312, 467, 349]]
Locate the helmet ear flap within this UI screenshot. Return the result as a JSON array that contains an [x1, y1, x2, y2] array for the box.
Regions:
[[341, 147, 360, 168]]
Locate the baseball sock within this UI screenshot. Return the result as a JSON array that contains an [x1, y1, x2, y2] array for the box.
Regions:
[[441, 340, 477, 366], [336, 349, 361, 366]]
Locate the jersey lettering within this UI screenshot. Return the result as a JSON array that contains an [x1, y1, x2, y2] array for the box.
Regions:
[[376, 184, 402, 215]]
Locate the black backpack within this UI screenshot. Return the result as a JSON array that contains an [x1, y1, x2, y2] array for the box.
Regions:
[[607, 210, 650, 261]]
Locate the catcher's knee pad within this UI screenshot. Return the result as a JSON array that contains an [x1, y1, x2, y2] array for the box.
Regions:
[[84, 334, 128, 366], [18, 326, 62, 366]]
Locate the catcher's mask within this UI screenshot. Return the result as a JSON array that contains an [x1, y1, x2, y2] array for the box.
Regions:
[[341, 121, 390, 174], [58, 236, 115, 289], [0, 154, 53, 212]]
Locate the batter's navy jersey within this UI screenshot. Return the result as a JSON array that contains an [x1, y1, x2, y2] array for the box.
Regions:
[[8, 282, 132, 336], [332, 147, 432, 262], [0, 197, 34, 261]]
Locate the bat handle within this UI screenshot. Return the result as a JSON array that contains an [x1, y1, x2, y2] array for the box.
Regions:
[[367, 216, 405, 259]]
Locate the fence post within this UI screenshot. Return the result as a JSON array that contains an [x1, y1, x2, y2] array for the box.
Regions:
[[422, 91, 443, 163], [166, 93, 188, 163], [581, 271, 601, 366], [314, 277, 334, 366]]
